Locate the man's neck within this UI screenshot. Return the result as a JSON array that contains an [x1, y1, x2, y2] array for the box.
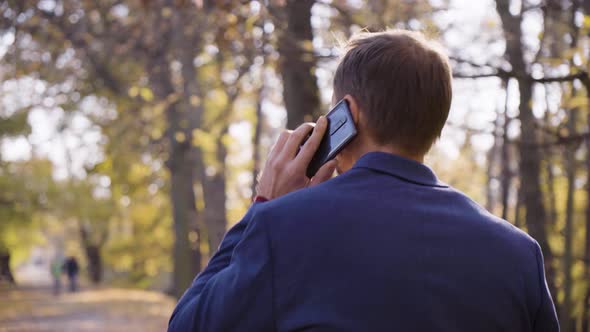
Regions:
[[355, 143, 424, 164]]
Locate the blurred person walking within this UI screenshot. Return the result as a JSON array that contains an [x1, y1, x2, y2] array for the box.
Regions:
[[62, 256, 79, 292], [50, 255, 63, 295]]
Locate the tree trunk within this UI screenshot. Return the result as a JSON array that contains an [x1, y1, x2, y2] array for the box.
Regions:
[[251, 14, 268, 200], [514, 185, 523, 228], [149, 15, 204, 296], [582, 59, 590, 332], [495, 0, 557, 303], [84, 244, 103, 284], [486, 112, 501, 212], [518, 77, 558, 303], [0, 251, 15, 284], [168, 150, 200, 297], [543, 111, 558, 229], [165, 7, 207, 297], [578, 3, 590, 329], [562, 6, 582, 327], [151, 61, 200, 297], [500, 79, 511, 220], [178, 76, 205, 278], [562, 97, 578, 331], [251, 87, 264, 201], [582, 114, 590, 332], [78, 223, 104, 284], [584, 104, 590, 332], [277, 0, 321, 129], [202, 136, 228, 256]]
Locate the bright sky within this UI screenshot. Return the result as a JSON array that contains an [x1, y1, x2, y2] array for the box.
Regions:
[[0, 0, 546, 179]]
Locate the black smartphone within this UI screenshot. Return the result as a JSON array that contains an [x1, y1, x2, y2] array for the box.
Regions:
[[306, 99, 358, 178]]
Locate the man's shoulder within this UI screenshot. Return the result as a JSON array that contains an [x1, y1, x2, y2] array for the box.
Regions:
[[253, 173, 539, 255], [256, 169, 359, 212], [449, 186, 539, 255], [249, 170, 362, 232]]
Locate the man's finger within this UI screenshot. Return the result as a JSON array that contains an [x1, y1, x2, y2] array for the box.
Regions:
[[297, 116, 328, 165], [281, 122, 315, 159], [268, 130, 291, 161], [309, 159, 337, 186]]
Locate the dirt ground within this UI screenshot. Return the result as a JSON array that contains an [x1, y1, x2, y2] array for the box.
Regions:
[[0, 285, 176, 332]]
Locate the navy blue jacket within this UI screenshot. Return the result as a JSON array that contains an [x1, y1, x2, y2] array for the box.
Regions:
[[168, 152, 559, 331]]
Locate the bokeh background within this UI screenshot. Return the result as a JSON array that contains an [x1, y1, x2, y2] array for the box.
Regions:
[[1, 0, 590, 331]]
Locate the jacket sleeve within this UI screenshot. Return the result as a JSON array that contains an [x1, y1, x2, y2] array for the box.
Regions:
[[168, 203, 275, 332], [532, 241, 559, 332]]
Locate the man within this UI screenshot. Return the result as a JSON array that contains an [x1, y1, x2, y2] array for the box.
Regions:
[[62, 256, 79, 292], [168, 30, 559, 331]]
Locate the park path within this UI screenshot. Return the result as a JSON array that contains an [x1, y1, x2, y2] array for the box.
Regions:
[[0, 285, 176, 332]]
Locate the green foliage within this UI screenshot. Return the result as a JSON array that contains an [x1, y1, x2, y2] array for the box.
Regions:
[[0, 158, 56, 264], [0, 112, 31, 138]]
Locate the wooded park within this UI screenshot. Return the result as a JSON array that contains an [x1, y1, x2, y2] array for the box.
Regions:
[[1, 0, 590, 331]]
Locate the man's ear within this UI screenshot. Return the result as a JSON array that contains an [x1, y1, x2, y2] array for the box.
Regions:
[[343, 94, 360, 126]]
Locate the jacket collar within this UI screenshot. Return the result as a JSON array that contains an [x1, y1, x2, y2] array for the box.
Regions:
[[352, 152, 448, 188]]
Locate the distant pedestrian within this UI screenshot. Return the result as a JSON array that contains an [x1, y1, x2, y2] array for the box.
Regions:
[[62, 256, 79, 292], [50, 256, 63, 295]]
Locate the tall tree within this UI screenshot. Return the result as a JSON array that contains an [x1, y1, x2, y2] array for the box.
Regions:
[[581, 1, 590, 329], [500, 79, 513, 221], [486, 106, 504, 213], [494, 0, 557, 301], [276, 0, 321, 129], [584, 88, 590, 332], [0, 113, 30, 283], [542, 103, 558, 232], [562, 87, 579, 331], [0, 0, 216, 297], [561, 3, 582, 328]]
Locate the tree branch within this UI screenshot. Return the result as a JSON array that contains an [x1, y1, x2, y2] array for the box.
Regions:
[[450, 55, 511, 80], [449, 55, 506, 71], [532, 71, 589, 83], [453, 73, 505, 79]]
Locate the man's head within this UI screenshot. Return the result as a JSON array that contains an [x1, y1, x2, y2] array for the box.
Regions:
[[332, 29, 452, 172]]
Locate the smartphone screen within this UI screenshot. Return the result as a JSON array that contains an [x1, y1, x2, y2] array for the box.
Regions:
[[306, 99, 358, 178]]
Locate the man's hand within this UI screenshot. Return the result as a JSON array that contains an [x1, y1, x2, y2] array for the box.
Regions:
[[256, 116, 338, 200]]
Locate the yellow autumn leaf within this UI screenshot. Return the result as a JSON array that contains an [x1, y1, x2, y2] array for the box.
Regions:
[[128, 86, 139, 97], [226, 13, 238, 24], [300, 40, 314, 52], [140, 87, 154, 102], [175, 131, 186, 143], [191, 128, 216, 152], [221, 133, 233, 147], [150, 128, 163, 140], [565, 96, 588, 109]]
